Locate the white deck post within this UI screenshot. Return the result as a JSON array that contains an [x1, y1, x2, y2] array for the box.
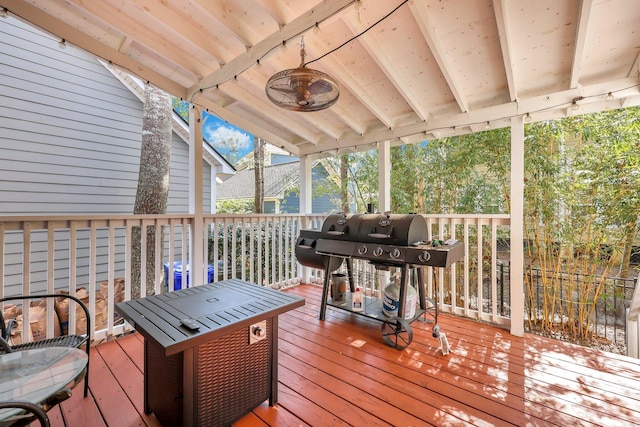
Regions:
[[378, 141, 391, 213], [210, 165, 218, 214], [189, 107, 205, 285], [299, 155, 313, 283], [510, 116, 525, 336], [378, 140, 392, 286], [626, 276, 640, 358]]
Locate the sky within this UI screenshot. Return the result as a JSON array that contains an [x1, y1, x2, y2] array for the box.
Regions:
[[202, 112, 253, 166]]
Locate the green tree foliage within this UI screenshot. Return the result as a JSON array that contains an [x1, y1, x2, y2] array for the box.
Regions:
[[563, 108, 640, 277], [390, 130, 510, 214], [522, 108, 640, 341], [172, 98, 189, 121], [216, 199, 254, 214], [315, 155, 377, 213]]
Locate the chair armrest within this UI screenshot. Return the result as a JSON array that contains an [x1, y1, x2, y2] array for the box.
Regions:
[[0, 400, 50, 427], [0, 336, 12, 353], [0, 294, 91, 338]]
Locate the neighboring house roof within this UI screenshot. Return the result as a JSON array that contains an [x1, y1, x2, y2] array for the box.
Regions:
[[234, 143, 297, 172], [217, 162, 300, 201]]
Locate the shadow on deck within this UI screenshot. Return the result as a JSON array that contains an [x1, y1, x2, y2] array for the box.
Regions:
[[47, 284, 640, 426]]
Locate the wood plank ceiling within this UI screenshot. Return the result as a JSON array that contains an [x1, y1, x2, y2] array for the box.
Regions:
[[2, 0, 640, 158]]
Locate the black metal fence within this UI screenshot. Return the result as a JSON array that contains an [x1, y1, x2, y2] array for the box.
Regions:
[[490, 262, 635, 353]]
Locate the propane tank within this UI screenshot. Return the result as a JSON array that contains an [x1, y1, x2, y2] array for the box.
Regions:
[[382, 272, 417, 319]]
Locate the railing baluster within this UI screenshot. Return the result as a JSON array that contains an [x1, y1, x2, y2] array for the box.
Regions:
[[249, 218, 255, 284], [476, 219, 484, 320], [22, 222, 32, 341], [70, 222, 78, 334], [46, 223, 55, 338], [107, 221, 116, 335], [124, 220, 132, 303], [240, 217, 246, 281], [89, 222, 98, 339], [463, 217, 470, 317]]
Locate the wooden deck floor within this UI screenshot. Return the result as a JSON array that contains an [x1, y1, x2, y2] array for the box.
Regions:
[[47, 284, 640, 426]]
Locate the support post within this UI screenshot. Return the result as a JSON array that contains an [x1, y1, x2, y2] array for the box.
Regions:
[[299, 156, 313, 283], [189, 107, 205, 285], [378, 141, 391, 213], [510, 116, 525, 336]]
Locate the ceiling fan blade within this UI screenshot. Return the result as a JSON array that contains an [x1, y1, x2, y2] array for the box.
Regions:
[[270, 84, 296, 94], [308, 79, 334, 95]]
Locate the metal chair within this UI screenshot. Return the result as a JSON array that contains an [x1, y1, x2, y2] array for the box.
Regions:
[[0, 294, 90, 397], [0, 400, 50, 427]]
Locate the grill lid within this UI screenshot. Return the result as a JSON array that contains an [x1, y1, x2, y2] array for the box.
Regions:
[[320, 213, 362, 240], [356, 213, 427, 246], [319, 212, 427, 246]]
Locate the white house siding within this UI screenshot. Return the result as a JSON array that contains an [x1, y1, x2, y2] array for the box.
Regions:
[[0, 17, 210, 294]]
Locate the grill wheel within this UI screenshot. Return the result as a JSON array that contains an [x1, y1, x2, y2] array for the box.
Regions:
[[380, 317, 413, 349]]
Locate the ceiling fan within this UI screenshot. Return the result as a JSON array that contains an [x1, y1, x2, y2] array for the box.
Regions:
[[265, 38, 340, 112]]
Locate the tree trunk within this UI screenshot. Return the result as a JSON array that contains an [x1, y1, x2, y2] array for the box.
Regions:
[[131, 84, 172, 298], [341, 155, 349, 213], [254, 137, 265, 213]]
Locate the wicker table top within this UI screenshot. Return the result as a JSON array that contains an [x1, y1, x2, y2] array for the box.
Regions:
[[115, 279, 305, 356]]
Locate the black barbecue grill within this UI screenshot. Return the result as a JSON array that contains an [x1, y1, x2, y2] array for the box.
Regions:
[[295, 212, 465, 349]]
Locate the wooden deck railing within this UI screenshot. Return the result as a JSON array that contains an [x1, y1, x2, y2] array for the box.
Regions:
[[0, 213, 511, 343]]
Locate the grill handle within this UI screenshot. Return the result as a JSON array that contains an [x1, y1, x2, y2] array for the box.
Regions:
[[368, 225, 394, 239], [315, 251, 351, 259], [327, 230, 345, 235]]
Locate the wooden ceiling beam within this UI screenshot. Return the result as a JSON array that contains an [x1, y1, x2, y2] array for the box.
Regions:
[[570, 0, 594, 89], [129, 0, 227, 66], [300, 76, 640, 156], [1, 0, 188, 98], [343, 19, 431, 123], [312, 51, 395, 129], [64, 0, 204, 78], [219, 79, 323, 145], [408, 0, 470, 114], [492, 0, 518, 102], [191, 0, 259, 48], [622, 51, 640, 107], [188, 0, 355, 99], [252, 0, 287, 27]]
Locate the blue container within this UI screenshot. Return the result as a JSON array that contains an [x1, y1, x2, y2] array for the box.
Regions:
[[164, 261, 214, 290]]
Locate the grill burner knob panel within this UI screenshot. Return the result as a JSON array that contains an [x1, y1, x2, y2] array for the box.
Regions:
[[373, 247, 384, 257], [418, 251, 431, 263], [357, 245, 368, 255]]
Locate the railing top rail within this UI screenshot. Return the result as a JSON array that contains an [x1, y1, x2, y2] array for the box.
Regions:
[[0, 214, 196, 222], [422, 213, 510, 220], [203, 213, 317, 219]]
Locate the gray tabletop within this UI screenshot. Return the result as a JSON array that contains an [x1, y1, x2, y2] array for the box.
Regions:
[[115, 279, 305, 356]]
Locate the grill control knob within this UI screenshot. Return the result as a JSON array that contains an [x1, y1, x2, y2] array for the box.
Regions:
[[390, 248, 401, 259], [252, 325, 266, 338], [373, 247, 383, 257], [418, 251, 431, 263], [357, 245, 368, 255]]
